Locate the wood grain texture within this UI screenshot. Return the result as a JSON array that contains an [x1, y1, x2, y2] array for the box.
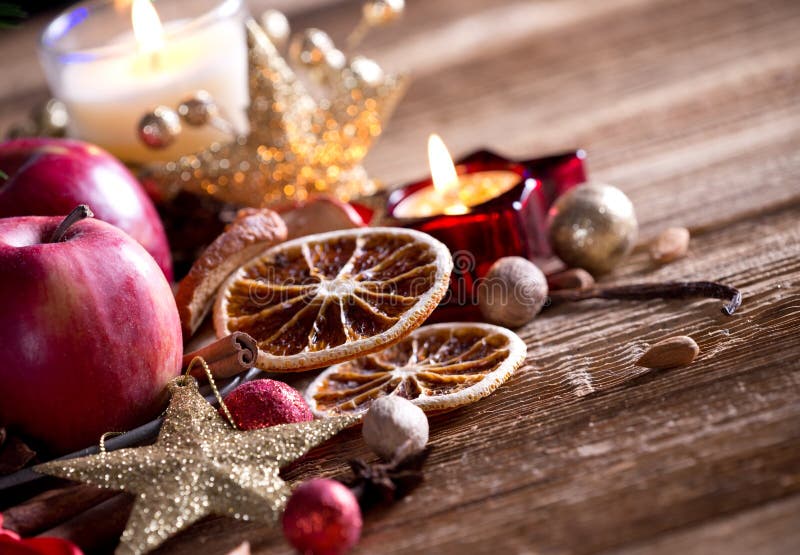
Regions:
[[2, 0, 799, 553]]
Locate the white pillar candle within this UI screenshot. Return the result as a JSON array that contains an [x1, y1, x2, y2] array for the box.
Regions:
[[40, 0, 250, 164]]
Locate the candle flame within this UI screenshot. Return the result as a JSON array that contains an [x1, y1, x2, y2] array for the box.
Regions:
[[427, 134, 467, 215], [132, 0, 164, 55], [428, 134, 459, 195]]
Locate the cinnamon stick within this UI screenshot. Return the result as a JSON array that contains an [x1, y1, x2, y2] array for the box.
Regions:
[[182, 331, 257, 379], [39, 492, 133, 553], [2, 483, 116, 536]]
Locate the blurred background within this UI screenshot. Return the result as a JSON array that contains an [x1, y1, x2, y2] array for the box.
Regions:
[[1, 0, 797, 238]]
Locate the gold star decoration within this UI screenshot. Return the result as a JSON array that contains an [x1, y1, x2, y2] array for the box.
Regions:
[[35, 376, 359, 555], [140, 18, 407, 207]]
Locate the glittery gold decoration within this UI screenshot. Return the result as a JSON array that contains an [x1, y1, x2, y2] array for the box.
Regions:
[[547, 182, 638, 276], [36, 376, 359, 555], [141, 18, 407, 207]]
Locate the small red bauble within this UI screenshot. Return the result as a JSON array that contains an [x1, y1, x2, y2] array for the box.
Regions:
[[282, 479, 362, 555], [222, 379, 313, 430]]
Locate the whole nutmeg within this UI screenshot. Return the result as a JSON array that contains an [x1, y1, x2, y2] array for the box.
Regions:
[[362, 396, 428, 461], [478, 256, 548, 328], [547, 183, 638, 276]]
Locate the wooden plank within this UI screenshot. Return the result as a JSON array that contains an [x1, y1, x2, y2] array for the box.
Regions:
[[607, 494, 800, 555]]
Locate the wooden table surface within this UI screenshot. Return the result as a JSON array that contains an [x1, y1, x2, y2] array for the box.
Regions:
[[2, 0, 799, 553]]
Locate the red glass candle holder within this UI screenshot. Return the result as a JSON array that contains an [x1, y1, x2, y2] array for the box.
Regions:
[[386, 149, 586, 319]]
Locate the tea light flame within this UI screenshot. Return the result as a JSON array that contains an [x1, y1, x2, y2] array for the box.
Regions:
[[132, 0, 165, 56], [428, 134, 468, 215]]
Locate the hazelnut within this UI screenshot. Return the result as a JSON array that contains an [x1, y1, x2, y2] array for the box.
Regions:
[[650, 227, 690, 264]]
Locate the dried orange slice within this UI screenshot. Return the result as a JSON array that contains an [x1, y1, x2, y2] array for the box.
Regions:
[[304, 323, 527, 416], [214, 227, 453, 372]]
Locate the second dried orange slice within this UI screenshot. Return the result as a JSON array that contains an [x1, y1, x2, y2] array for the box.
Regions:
[[304, 323, 527, 416], [214, 227, 453, 372]]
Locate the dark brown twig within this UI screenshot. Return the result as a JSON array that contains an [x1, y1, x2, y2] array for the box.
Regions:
[[548, 281, 742, 315]]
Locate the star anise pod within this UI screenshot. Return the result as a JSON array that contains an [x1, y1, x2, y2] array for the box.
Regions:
[[345, 448, 431, 510]]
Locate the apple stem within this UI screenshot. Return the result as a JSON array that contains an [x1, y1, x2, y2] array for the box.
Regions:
[[48, 204, 94, 243]]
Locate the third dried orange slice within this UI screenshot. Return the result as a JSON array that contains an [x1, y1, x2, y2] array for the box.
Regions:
[[304, 323, 527, 416], [214, 227, 453, 372]]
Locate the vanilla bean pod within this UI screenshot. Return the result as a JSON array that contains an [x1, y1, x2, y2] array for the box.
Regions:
[[548, 281, 742, 315]]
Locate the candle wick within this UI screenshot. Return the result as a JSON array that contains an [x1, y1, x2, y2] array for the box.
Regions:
[[149, 50, 161, 72], [146, 50, 163, 73]]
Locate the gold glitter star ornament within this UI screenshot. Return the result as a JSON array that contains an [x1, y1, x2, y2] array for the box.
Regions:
[[35, 376, 359, 555], [141, 18, 408, 207]]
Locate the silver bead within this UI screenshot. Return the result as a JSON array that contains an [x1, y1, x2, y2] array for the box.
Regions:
[[260, 9, 290, 48], [363, 0, 405, 26], [177, 90, 218, 127], [34, 99, 69, 137], [137, 106, 181, 149]]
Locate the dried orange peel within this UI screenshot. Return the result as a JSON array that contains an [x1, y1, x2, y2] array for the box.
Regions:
[[214, 227, 453, 372], [175, 208, 287, 338], [304, 323, 527, 416]]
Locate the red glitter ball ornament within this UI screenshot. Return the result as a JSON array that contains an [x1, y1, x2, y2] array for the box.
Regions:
[[221, 379, 313, 430], [282, 479, 362, 555]]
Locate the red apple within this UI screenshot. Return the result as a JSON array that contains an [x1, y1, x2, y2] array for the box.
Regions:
[[0, 138, 173, 281], [0, 206, 182, 455]]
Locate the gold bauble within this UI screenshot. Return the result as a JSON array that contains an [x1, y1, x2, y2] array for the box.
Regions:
[[547, 183, 638, 275]]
